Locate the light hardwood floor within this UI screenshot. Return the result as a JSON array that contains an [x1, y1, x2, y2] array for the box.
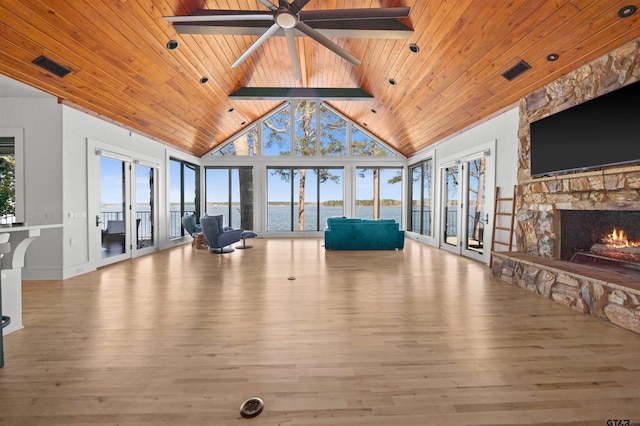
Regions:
[[2, 238, 640, 425]]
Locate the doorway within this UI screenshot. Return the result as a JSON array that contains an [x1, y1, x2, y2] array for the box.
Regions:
[[439, 154, 488, 262], [92, 147, 157, 267]]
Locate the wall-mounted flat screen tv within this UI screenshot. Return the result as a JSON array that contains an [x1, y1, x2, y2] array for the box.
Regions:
[[529, 80, 640, 177]]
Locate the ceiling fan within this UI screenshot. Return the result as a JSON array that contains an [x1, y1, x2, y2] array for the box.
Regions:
[[165, 0, 412, 80]]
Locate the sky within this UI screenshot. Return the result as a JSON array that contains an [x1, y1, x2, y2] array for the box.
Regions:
[[100, 157, 153, 205]]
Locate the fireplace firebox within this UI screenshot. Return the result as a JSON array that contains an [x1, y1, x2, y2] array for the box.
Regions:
[[560, 210, 640, 270]]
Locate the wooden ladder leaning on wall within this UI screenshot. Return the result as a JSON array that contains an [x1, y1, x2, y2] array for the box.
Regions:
[[490, 185, 516, 267]]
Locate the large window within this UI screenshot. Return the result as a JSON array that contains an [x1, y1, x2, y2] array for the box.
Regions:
[[409, 159, 433, 237], [205, 167, 253, 230], [135, 163, 155, 249], [169, 158, 200, 238], [294, 100, 316, 156], [213, 101, 396, 159], [320, 104, 346, 156], [352, 128, 395, 157], [213, 126, 259, 156], [263, 104, 291, 156], [356, 167, 402, 223], [208, 101, 403, 235], [267, 167, 343, 231]]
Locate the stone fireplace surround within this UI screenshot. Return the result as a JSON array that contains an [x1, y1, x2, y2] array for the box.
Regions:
[[491, 37, 640, 335]]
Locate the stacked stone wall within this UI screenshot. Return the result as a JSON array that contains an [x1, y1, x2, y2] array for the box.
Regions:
[[492, 37, 640, 335], [492, 253, 640, 335], [517, 38, 640, 257]]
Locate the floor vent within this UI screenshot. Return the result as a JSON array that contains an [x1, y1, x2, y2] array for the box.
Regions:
[[501, 60, 531, 81], [32, 55, 72, 78]]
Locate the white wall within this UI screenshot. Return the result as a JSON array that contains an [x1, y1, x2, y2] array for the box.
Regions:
[[1, 94, 201, 280], [406, 106, 520, 259], [0, 97, 64, 278], [60, 106, 201, 278], [432, 107, 519, 190]]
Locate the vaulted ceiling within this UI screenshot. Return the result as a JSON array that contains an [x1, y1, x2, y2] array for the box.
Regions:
[[1, 1, 639, 158]]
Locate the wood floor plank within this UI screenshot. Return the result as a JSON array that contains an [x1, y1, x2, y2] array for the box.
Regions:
[[1, 238, 640, 425]]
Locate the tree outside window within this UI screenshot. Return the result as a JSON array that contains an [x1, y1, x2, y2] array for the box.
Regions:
[[0, 138, 16, 223]]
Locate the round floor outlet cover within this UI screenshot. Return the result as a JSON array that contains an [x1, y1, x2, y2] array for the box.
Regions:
[[240, 397, 264, 418]]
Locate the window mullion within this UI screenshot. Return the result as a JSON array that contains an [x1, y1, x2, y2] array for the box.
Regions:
[[315, 103, 320, 156], [290, 101, 295, 156], [316, 168, 321, 230], [228, 168, 233, 227], [290, 168, 295, 231]]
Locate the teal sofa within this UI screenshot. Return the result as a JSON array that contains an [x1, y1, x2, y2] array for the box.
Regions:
[[324, 217, 405, 250]]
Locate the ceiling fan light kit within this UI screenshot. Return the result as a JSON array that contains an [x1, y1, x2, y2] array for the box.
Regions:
[[165, 1, 413, 80], [275, 9, 297, 28]]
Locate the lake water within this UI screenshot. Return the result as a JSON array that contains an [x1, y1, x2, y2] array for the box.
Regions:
[[102, 203, 403, 237], [205, 205, 403, 231]]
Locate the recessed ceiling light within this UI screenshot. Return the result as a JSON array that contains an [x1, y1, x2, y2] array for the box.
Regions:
[[371, 109, 377, 114], [363, 122, 368, 127], [228, 107, 235, 113], [240, 121, 246, 125], [199, 77, 209, 84], [166, 40, 179, 50], [388, 78, 397, 86], [546, 53, 559, 62], [618, 5, 637, 18], [409, 43, 420, 53]]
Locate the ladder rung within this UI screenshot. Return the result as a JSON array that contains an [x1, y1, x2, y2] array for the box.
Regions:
[[495, 212, 512, 216], [493, 241, 510, 246], [496, 197, 513, 201], [494, 226, 511, 231]]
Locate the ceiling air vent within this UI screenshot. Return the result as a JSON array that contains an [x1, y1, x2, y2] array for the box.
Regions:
[[32, 55, 72, 78], [501, 60, 531, 81]]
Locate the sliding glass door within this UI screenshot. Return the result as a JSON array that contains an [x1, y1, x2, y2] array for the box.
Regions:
[[93, 148, 158, 267], [99, 156, 128, 263], [441, 164, 460, 252], [439, 155, 487, 261], [464, 157, 486, 259]]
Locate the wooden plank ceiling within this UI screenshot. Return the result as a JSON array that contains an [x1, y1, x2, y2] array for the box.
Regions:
[[1, 1, 639, 157]]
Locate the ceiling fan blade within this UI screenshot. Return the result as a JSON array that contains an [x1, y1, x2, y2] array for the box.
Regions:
[[165, 11, 274, 23], [279, 1, 288, 8], [284, 28, 302, 80], [231, 23, 281, 68], [295, 22, 361, 66], [290, 0, 311, 13], [300, 7, 410, 22], [256, 0, 278, 10]]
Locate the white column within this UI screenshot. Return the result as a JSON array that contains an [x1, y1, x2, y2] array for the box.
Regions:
[[1, 228, 41, 335]]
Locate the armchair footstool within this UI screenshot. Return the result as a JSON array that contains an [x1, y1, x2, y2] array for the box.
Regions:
[[236, 231, 257, 249]]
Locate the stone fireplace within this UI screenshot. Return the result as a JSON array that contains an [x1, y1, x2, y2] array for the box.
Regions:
[[491, 37, 640, 334]]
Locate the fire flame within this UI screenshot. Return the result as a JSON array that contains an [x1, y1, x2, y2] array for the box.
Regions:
[[602, 227, 639, 248]]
